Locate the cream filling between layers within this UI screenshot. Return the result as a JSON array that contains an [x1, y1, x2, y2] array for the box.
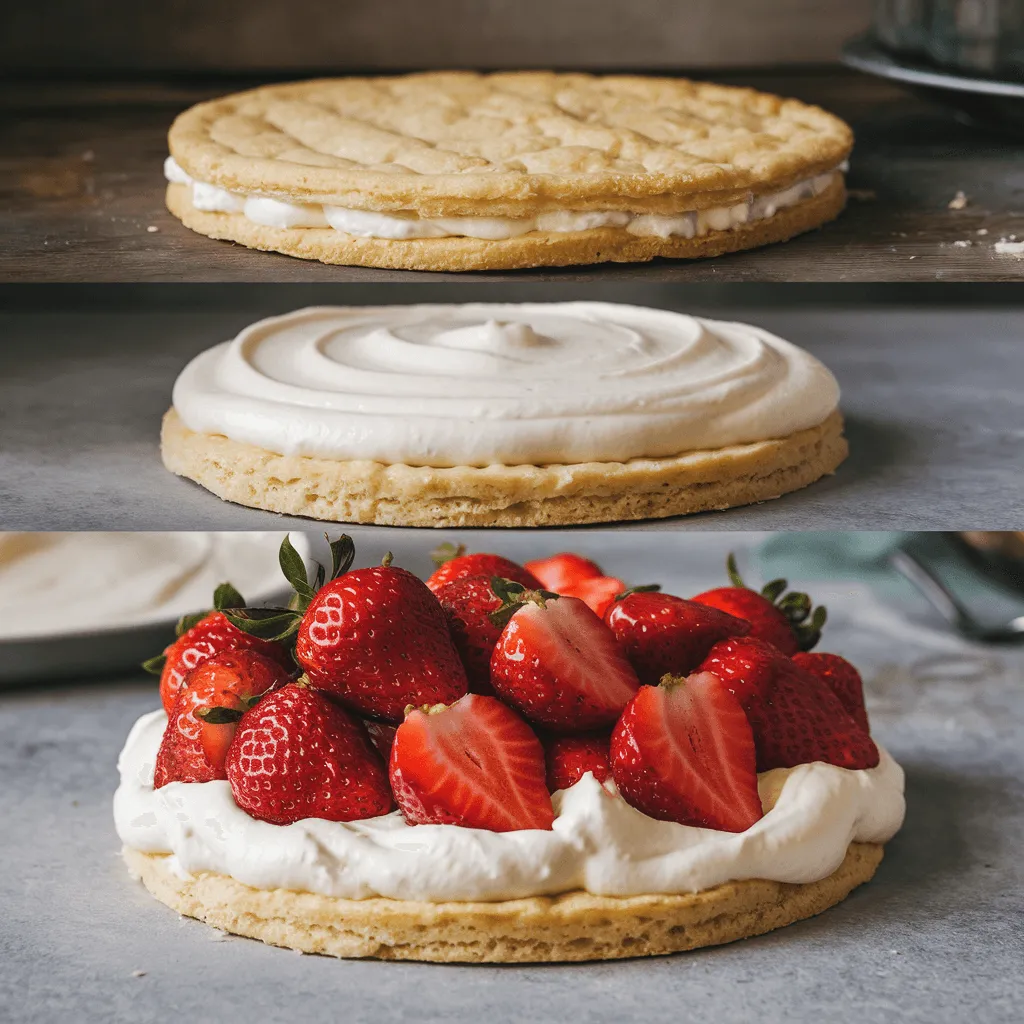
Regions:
[[170, 303, 841, 468], [115, 710, 905, 903], [165, 156, 842, 241]]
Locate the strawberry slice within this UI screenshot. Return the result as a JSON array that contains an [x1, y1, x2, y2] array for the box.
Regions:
[[524, 552, 603, 593], [611, 672, 763, 832], [542, 732, 611, 792], [426, 544, 541, 594], [491, 593, 640, 732], [605, 590, 750, 686], [699, 637, 879, 771], [154, 650, 288, 788], [226, 684, 393, 825], [792, 652, 871, 734], [390, 694, 554, 832]]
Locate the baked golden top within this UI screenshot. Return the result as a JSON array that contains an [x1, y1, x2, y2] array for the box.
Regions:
[[168, 72, 853, 217]]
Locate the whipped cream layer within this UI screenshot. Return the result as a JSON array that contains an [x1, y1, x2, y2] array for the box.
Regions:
[[165, 156, 840, 241], [115, 710, 905, 903], [0, 533, 295, 641], [171, 303, 840, 468]]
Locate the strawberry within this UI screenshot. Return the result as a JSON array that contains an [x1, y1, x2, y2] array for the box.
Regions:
[[691, 554, 826, 656], [699, 637, 879, 771], [490, 592, 640, 732], [605, 590, 750, 686], [426, 543, 541, 594], [792, 652, 871, 734], [389, 693, 554, 832], [147, 580, 293, 714], [153, 650, 288, 788], [542, 732, 611, 792], [363, 719, 398, 760], [226, 684, 393, 825], [524, 552, 603, 593], [561, 575, 627, 618], [435, 574, 504, 694], [295, 558, 469, 722], [610, 672, 763, 832]]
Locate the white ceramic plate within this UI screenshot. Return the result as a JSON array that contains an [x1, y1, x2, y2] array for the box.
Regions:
[[0, 532, 311, 685]]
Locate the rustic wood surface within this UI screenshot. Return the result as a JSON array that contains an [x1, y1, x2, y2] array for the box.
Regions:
[[3, 70, 1024, 282]]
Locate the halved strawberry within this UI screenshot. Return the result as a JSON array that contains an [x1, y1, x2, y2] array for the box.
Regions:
[[426, 544, 541, 594], [435, 574, 504, 694], [389, 694, 554, 832], [699, 637, 879, 771], [524, 552, 603, 593], [792, 652, 871, 734], [605, 590, 750, 686], [692, 554, 826, 655], [542, 732, 611, 792], [610, 672, 763, 832], [490, 593, 640, 732], [153, 650, 288, 788], [561, 575, 627, 618], [226, 684, 393, 825]]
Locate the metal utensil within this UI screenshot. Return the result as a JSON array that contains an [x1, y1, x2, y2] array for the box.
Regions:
[[889, 546, 1024, 643]]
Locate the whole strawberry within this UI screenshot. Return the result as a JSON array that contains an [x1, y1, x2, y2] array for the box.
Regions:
[[561, 575, 627, 619], [435, 574, 504, 694], [605, 590, 750, 686], [692, 554, 826, 656], [699, 637, 879, 771], [491, 591, 640, 732], [362, 719, 398, 761], [226, 684, 393, 825], [154, 650, 288, 788], [524, 552, 603, 593], [148, 584, 293, 714], [542, 732, 611, 792], [792, 652, 870, 734], [425, 543, 541, 594], [296, 557, 469, 722], [611, 672, 763, 833], [390, 693, 554, 832]]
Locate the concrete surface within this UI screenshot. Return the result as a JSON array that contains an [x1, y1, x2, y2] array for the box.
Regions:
[[1, 533, 1022, 1023], [1, 289, 1022, 531]]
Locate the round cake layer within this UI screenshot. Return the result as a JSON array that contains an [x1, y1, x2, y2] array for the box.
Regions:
[[167, 73, 852, 216], [161, 407, 848, 526], [170, 304, 841, 468], [166, 176, 846, 271], [123, 842, 884, 963]]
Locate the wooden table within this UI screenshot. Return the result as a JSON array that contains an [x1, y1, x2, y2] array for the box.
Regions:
[[4, 69, 1024, 282]]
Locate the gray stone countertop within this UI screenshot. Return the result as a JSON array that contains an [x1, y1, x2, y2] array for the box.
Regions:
[[1, 533, 1022, 1023], [1, 289, 1022, 531]]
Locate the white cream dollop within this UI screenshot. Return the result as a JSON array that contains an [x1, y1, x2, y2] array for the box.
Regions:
[[171, 303, 840, 468], [114, 710, 904, 903], [164, 156, 839, 240]]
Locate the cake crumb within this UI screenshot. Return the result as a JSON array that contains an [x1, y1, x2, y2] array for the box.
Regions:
[[146, 225, 159, 233], [977, 228, 989, 236], [994, 239, 1024, 256], [848, 188, 876, 202], [951, 239, 972, 248], [948, 191, 969, 210], [132, 970, 147, 978]]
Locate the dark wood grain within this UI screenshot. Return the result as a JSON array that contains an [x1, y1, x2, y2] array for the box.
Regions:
[[4, 70, 1024, 282]]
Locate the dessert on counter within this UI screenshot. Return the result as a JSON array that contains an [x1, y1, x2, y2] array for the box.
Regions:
[[115, 538, 905, 963]]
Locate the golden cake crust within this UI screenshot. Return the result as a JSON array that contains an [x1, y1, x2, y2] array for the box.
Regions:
[[166, 176, 845, 271], [123, 842, 883, 963], [167, 73, 852, 217], [160, 407, 848, 528]]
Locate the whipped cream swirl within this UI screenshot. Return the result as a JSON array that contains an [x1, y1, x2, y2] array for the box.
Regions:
[[171, 304, 840, 468], [115, 710, 905, 903], [165, 157, 840, 241]]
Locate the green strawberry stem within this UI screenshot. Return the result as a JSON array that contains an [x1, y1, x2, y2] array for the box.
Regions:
[[726, 552, 827, 651], [487, 577, 561, 630], [430, 542, 465, 567], [613, 584, 661, 602]]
